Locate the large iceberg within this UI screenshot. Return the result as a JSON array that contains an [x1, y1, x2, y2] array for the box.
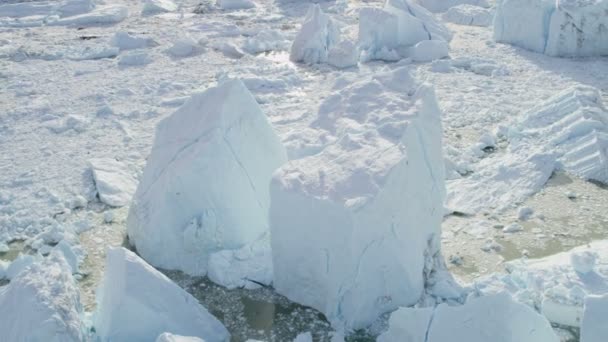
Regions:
[[494, 0, 608, 57], [289, 5, 339, 65], [0, 252, 87, 341], [359, 0, 452, 61], [94, 247, 230, 342], [378, 293, 559, 342], [127, 79, 287, 276], [270, 68, 446, 330]]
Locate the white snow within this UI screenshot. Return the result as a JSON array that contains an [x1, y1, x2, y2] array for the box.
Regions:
[[88, 158, 137, 207], [141, 0, 177, 15], [474, 240, 608, 327], [378, 293, 558, 342], [127, 79, 287, 276], [94, 247, 230, 342], [443, 5, 493, 27], [409, 39, 449, 62], [217, 0, 256, 10], [242, 30, 289, 54], [414, 0, 489, 12], [289, 5, 338, 65], [157, 333, 205, 342], [581, 294, 608, 342], [118, 51, 152, 66], [270, 68, 446, 330], [111, 31, 157, 51], [0, 252, 87, 341], [359, 0, 452, 62], [494, 0, 608, 57]]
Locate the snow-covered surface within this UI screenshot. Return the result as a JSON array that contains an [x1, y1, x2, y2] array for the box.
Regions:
[[494, 0, 608, 57], [359, 0, 452, 61], [443, 5, 493, 27], [127, 79, 287, 276], [0, 252, 86, 341], [378, 293, 558, 342], [289, 5, 338, 65], [474, 240, 608, 327], [94, 247, 230, 342], [270, 68, 447, 330], [414, 0, 490, 12]]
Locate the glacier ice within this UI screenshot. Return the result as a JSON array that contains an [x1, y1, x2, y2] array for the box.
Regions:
[[443, 4, 493, 27], [0, 252, 87, 341], [88, 158, 137, 207], [581, 294, 608, 342], [270, 68, 446, 330], [494, 0, 608, 57], [414, 0, 489, 12], [127, 79, 287, 276], [378, 293, 559, 342], [94, 247, 230, 342], [359, 0, 452, 61], [289, 5, 339, 65]]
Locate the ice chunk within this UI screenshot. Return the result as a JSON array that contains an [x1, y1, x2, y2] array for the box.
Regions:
[[167, 37, 199, 57], [157, 333, 205, 342], [111, 31, 157, 50], [118, 51, 152, 66], [293, 332, 313, 342], [378, 293, 558, 342], [242, 30, 289, 54], [443, 4, 493, 26], [142, 0, 178, 15], [494, 0, 608, 57], [327, 40, 359, 69], [6, 254, 36, 280], [0, 252, 86, 341], [409, 39, 449, 62], [48, 5, 128, 26], [271, 68, 446, 330], [217, 0, 256, 10], [289, 5, 339, 64], [94, 247, 229, 342], [127, 79, 287, 276], [414, 0, 489, 12], [571, 251, 597, 274], [89, 158, 137, 207], [359, 0, 452, 61], [0, 260, 7, 279], [58, 0, 96, 17], [581, 294, 608, 342]]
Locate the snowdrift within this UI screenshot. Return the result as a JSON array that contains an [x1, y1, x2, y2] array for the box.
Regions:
[[0, 252, 87, 341], [359, 0, 452, 61], [378, 293, 559, 342], [494, 0, 608, 57], [94, 247, 230, 342], [270, 68, 446, 330], [127, 79, 287, 276]]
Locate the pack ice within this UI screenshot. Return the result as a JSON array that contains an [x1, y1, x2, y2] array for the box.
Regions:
[[0, 252, 87, 342], [94, 247, 230, 342], [494, 0, 608, 57], [447, 85, 608, 213], [359, 0, 452, 61], [270, 68, 446, 330], [378, 293, 559, 342], [127, 79, 287, 276]]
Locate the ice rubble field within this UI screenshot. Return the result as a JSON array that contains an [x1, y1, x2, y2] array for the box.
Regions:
[[0, 0, 608, 341]]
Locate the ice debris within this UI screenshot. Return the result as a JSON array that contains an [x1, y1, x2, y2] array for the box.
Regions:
[[414, 0, 489, 12], [89, 158, 137, 207], [443, 4, 493, 27], [289, 4, 339, 65]]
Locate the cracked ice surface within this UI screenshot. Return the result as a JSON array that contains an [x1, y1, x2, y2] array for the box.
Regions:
[[127, 79, 287, 276], [270, 67, 446, 330]]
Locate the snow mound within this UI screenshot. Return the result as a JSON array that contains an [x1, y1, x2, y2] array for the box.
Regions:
[[118, 51, 152, 66], [359, 0, 452, 61], [447, 86, 608, 214], [217, 0, 256, 10], [289, 5, 339, 64], [0, 252, 86, 341], [243, 30, 289, 54], [142, 0, 178, 15], [378, 293, 558, 342], [414, 0, 489, 12], [111, 31, 157, 50], [157, 333, 205, 342], [271, 68, 446, 330], [327, 40, 359, 68], [474, 240, 608, 327], [89, 158, 137, 207], [494, 0, 608, 57], [443, 4, 493, 27], [409, 39, 449, 62], [581, 294, 608, 342], [94, 247, 230, 342], [127, 79, 287, 276]]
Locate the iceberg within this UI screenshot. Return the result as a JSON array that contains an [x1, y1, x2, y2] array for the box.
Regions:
[[0, 252, 87, 341], [270, 68, 446, 330], [378, 293, 559, 342], [94, 247, 230, 342], [289, 5, 339, 64], [494, 0, 608, 57], [127, 79, 287, 276]]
